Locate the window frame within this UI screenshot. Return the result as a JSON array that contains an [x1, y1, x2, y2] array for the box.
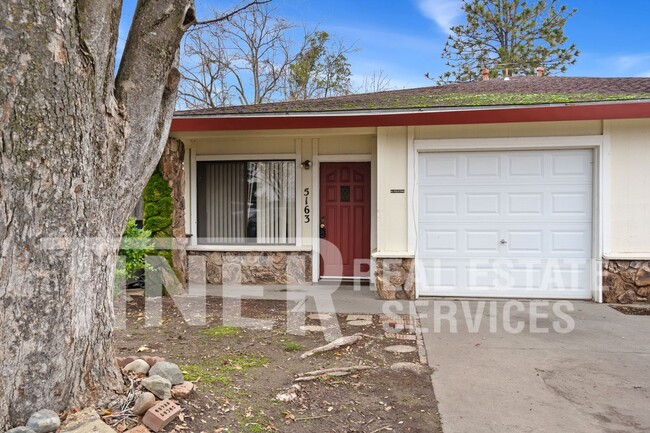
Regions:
[[192, 153, 302, 249]]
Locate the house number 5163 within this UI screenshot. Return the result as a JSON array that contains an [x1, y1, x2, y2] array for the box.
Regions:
[[303, 188, 310, 223]]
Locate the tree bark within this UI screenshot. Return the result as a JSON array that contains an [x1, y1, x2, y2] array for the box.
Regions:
[[0, 0, 195, 428]]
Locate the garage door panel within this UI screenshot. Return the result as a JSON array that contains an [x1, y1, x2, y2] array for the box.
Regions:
[[466, 154, 501, 178], [551, 151, 592, 178], [423, 193, 458, 216], [419, 222, 591, 258], [551, 191, 591, 217], [508, 193, 544, 215], [418, 259, 592, 297], [420, 185, 591, 222], [422, 155, 458, 181], [417, 149, 593, 299], [506, 154, 544, 178]]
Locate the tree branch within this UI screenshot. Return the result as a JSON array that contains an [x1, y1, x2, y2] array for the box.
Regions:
[[193, 0, 271, 27]]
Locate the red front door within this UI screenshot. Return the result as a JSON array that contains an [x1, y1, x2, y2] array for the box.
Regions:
[[319, 162, 371, 278]]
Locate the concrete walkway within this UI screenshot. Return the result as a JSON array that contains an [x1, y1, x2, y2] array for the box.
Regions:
[[416, 300, 650, 433], [186, 282, 415, 314]]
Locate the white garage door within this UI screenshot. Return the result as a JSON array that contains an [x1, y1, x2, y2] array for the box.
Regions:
[[417, 149, 593, 299]]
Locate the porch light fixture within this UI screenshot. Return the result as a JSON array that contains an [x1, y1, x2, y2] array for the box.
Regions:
[[301, 160, 311, 170]]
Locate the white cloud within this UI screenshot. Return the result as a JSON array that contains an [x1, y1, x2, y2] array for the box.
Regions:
[[416, 0, 463, 34], [613, 54, 650, 71]]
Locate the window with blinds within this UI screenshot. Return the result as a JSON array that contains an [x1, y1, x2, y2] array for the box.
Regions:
[[197, 160, 296, 245]]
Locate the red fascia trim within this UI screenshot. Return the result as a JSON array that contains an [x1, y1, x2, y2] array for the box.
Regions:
[[170, 102, 650, 132]]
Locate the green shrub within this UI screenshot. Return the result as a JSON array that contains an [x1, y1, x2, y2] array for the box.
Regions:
[[142, 169, 175, 272], [114, 217, 154, 295]]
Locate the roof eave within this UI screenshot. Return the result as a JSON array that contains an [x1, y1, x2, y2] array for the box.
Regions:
[[170, 100, 650, 132]]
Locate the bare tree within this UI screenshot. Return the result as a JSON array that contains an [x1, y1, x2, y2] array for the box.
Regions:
[[360, 70, 394, 93], [179, 8, 356, 108], [179, 27, 231, 109], [181, 3, 294, 107], [0, 0, 263, 428]]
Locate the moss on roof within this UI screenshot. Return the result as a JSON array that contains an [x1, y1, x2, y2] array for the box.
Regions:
[[253, 93, 650, 112], [175, 77, 650, 117]]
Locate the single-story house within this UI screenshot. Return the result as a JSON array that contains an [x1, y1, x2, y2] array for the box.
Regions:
[[161, 76, 650, 303]]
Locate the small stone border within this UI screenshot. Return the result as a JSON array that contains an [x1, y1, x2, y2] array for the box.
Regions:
[[413, 314, 428, 365]]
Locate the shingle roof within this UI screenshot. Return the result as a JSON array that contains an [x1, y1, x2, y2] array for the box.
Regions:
[[175, 76, 650, 117]]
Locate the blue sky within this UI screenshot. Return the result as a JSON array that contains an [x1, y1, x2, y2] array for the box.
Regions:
[[119, 0, 650, 90]]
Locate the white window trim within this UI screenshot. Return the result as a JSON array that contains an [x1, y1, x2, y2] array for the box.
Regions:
[[311, 153, 375, 283], [408, 135, 608, 302], [191, 152, 302, 250]]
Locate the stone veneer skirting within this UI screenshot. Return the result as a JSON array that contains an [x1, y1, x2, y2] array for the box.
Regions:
[[603, 260, 650, 304], [187, 251, 312, 285], [375, 258, 415, 300]]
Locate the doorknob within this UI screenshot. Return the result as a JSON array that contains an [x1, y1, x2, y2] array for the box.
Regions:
[[320, 217, 326, 238], [499, 239, 508, 244]]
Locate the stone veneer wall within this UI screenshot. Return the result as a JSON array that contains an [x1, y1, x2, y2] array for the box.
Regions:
[[375, 258, 415, 300], [187, 251, 312, 285], [602, 260, 650, 304], [159, 138, 188, 284]]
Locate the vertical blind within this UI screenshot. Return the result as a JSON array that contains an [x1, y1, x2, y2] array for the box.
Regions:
[[197, 160, 296, 244]]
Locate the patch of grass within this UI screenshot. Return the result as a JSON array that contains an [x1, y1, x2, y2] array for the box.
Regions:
[[283, 341, 303, 352], [180, 353, 268, 386], [236, 409, 271, 433], [200, 325, 241, 338]]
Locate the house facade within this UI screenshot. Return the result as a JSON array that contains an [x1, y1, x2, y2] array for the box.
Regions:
[[163, 77, 650, 303]]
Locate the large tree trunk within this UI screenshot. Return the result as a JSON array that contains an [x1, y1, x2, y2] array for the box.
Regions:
[[0, 0, 195, 428]]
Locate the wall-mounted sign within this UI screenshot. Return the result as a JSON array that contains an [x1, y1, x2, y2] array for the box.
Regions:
[[390, 189, 405, 194]]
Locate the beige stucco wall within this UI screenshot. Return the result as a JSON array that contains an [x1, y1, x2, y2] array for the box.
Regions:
[[607, 119, 650, 255], [415, 120, 602, 140], [376, 127, 409, 253]]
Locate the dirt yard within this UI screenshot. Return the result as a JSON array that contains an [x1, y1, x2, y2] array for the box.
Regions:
[[114, 294, 442, 433]]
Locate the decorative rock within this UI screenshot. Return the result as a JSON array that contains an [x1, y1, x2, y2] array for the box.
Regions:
[[59, 407, 117, 433], [390, 362, 429, 375], [26, 409, 60, 433], [636, 268, 650, 287], [141, 356, 165, 367], [307, 313, 332, 321], [384, 345, 417, 354], [171, 381, 194, 399], [132, 392, 157, 416], [123, 359, 150, 375], [300, 325, 326, 332], [638, 286, 650, 298], [142, 375, 172, 400], [618, 289, 637, 304], [6, 427, 36, 433], [117, 356, 139, 368], [148, 362, 184, 385], [347, 320, 372, 327]]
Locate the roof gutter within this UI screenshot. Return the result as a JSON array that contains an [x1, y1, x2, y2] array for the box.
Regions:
[[170, 100, 650, 132]]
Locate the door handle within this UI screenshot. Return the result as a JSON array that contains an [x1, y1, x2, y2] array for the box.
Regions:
[[499, 239, 508, 244], [320, 217, 326, 238]]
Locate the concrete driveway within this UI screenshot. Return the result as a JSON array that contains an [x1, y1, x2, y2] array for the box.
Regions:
[[417, 300, 650, 433]]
